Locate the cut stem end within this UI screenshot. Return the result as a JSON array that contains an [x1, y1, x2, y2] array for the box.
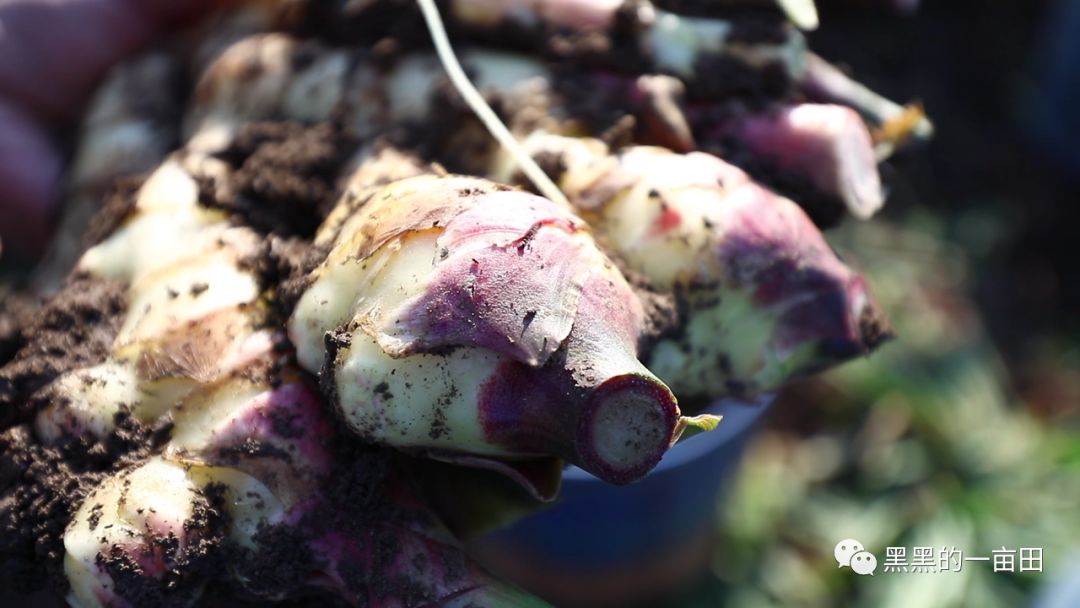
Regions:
[[576, 374, 679, 484]]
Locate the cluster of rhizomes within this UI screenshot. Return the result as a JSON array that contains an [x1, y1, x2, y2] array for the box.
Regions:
[[1, 0, 921, 605]]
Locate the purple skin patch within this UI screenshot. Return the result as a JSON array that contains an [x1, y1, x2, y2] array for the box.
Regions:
[[716, 182, 886, 365], [288, 460, 529, 607], [771, 276, 870, 364], [304, 501, 483, 604], [91, 377, 529, 606], [222, 383, 528, 605], [383, 191, 591, 367], [318, 175, 683, 485], [189, 382, 336, 479], [477, 361, 678, 485], [706, 104, 883, 217], [478, 359, 580, 459], [476, 254, 680, 484]]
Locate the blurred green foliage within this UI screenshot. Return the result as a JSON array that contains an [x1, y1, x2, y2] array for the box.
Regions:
[[687, 214, 1080, 607]]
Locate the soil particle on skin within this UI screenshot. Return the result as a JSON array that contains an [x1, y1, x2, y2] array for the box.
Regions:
[[269, 409, 306, 440], [319, 327, 352, 413], [207, 121, 357, 238], [96, 483, 230, 608], [858, 302, 895, 351], [0, 275, 126, 428], [374, 381, 394, 400], [429, 406, 449, 440], [217, 437, 293, 464]]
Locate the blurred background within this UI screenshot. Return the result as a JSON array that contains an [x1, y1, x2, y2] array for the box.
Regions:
[[672, 1, 1080, 606]]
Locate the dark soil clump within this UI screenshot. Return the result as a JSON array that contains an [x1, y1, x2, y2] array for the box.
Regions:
[[715, 139, 848, 228], [0, 412, 173, 599], [242, 236, 326, 324], [0, 288, 36, 367], [0, 275, 126, 428], [0, 272, 173, 601], [208, 121, 357, 238], [82, 176, 144, 247]]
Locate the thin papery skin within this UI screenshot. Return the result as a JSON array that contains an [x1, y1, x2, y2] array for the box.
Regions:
[[387, 190, 590, 365], [296, 174, 594, 369], [708, 104, 884, 219], [291, 174, 681, 484], [63, 378, 545, 607], [37, 157, 270, 442], [502, 133, 889, 398], [291, 174, 502, 371]]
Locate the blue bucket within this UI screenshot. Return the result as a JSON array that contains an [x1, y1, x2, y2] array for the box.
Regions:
[[470, 395, 772, 605]]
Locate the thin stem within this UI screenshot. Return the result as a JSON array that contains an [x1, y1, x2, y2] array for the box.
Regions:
[[415, 0, 571, 209]]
